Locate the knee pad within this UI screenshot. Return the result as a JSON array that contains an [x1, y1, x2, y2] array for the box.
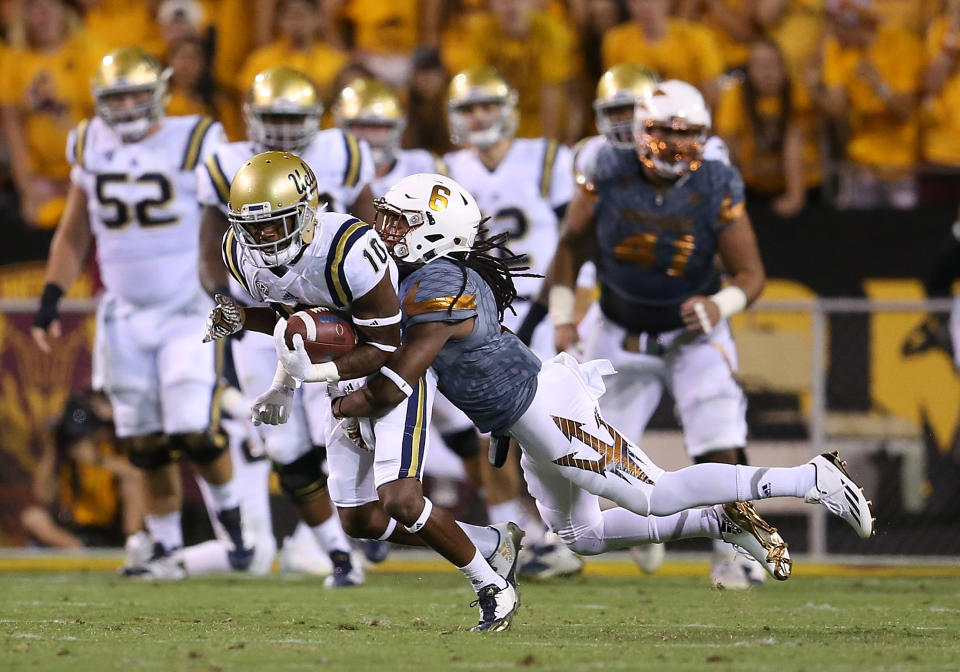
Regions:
[[694, 447, 747, 466], [122, 433, 175, 470], [557, 525, 605, 556], [171, 431, 227, 466], [442, 427, 480, 459], [274, 446, 328, 504]]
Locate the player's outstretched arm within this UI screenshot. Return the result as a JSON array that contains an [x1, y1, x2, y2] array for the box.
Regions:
[[334, 317, 474, 419], [31, 184, 92, 353], [680, 211, 766, 332], [546, 186, 597, 351]]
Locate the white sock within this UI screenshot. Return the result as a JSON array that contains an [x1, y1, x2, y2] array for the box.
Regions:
[[648, 464, 817, 515], [310, 514, 352, 555], [205, 478, 240, 513], [145, 511, 183, 551], [488, 498, 547, 544], [457, 549, 507, 593], [457, 522, 500, 559], [599, 507, 720, 552], [179, 540, 229, 574]]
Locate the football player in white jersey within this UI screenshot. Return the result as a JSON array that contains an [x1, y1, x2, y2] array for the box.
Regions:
[[205, 153, 522, 631], [333, 77, 486, 502], [441, 67, 583, 578], [30, 47, 250, 574], [196, 66, 373, 586]]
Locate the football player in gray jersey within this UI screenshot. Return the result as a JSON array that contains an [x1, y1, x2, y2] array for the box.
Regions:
[[332, 173, 877, 593]]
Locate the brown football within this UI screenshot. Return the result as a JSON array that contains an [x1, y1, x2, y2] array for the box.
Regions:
[[284, 308, 357, 363]]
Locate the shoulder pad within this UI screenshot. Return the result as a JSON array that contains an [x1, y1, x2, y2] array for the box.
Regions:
[[401, 261, 479, 327]]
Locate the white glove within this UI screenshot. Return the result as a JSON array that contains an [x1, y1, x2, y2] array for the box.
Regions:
[[273, 318, 340, 383], [250, 362, 299, 426], [203, 294, 244, 343], [250, 383, 295, 425]]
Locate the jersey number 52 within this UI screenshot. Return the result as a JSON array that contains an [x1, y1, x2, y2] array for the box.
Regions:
[[95, 172, 178, 229]]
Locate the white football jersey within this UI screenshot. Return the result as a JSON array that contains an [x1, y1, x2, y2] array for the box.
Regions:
[[67, 115, 225, 307], [221, 212, 397, 316], [444, 138, 573, 300], [197, 129, 374, 215], [370, 149, 446, 198]]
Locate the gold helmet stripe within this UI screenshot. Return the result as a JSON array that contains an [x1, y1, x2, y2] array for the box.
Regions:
[[341, 132, 362, 188], [433, 154, 448, 176], [324, 218, 369, 307], [221, 228, 253, 297], [73, 119, 91, 169], [539, 139, 560, 199], [204, 153, 231, 205], [181, 117, 216, 171]]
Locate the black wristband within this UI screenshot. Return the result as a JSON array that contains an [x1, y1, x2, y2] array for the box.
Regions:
[[212, 284, 232, 300], [34, 283, 64, 329], [515, 301, 548, 345]]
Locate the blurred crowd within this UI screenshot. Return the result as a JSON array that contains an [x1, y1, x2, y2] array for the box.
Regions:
[[2, 0, 960, 231]]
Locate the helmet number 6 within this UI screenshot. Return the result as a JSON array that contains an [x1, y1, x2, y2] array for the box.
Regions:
[[429, 184, 450, 211]]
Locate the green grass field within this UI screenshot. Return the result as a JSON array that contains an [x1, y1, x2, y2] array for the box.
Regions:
[[2, 568, 959, 672]]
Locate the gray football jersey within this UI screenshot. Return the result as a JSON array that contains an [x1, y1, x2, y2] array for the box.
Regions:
[[399, 259, 541, 435]]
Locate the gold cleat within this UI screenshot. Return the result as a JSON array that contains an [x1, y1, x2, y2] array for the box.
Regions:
[[719, 502, 792, 581]]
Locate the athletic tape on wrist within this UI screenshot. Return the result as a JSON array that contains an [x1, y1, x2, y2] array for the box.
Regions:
[[548, 285, 576, 325], [709, 286, 748, 319], [378, 518, 398, 541], [272, 362, 300, 389], [307, 361, 340, 383], [403, 497, 433, 533], [379, 366, 413, 397], [353, 311, 402, 327]]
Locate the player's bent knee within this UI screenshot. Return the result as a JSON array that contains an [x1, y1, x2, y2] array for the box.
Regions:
[[337, 506, 379, 539], [170, 432, 226, 465], [122, 433, 175, 470], [274, 447, 328, 504], [378, 481, 425, 527], [442, 428, 480, 459]]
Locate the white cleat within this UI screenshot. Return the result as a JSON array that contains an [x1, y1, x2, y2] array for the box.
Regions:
[[710, 553, 751, 590], [486, 522, 525, 591], [716, 502, 792, 581], [517, 536, 584, 580], [470, 583, 519, 632], [123, 531, 153, 570], [629, 542, 666, 574], [279, 534, 333, 576], [804, 452, 875, 539], [124, 553, 188, 581]]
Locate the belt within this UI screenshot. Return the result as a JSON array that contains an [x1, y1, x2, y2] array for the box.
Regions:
[[622, 332, 665, 356]]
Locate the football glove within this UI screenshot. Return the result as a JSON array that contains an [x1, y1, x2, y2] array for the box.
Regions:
[[250, 383, 296, 426], [203, 294, 245, 343]]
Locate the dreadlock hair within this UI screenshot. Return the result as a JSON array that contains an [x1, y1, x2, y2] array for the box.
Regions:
[[445, 219, 540, 322]]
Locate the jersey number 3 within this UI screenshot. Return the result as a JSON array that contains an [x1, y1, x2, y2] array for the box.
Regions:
[[95, 173, 177, 229]]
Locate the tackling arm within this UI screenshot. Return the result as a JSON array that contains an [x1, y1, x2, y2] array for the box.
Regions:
[[334, 318, 472, 418], [199, 205, 231, 295]]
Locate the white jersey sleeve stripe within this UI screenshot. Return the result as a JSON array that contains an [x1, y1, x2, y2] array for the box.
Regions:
[[204, 153, 231, 205], [181, 117, 216, 171], [539, 139, 559, 198], [73, 119, 91, 169], [341, 131, 362, 188]]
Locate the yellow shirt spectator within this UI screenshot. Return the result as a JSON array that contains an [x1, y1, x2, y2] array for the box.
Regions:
[[81, 0, 164, 57], [602, 18, 724, 91], [342, 0, 419, 55], [768, 0, 825, 78], [716, 80, 821, 194], [872, 0, 939, 35], [822, 24, 923, 169], [922, 16, 960, 166], [237, 39, 347, 101], [447, 10, 574, 138], [0, 29, 102, 227]]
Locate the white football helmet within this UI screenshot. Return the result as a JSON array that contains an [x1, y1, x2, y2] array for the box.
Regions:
[[634, 79, 711, 179], [374, 173, 481, 265]]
